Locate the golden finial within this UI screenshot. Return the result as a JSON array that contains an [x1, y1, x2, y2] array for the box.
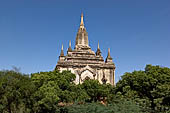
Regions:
[[80, 12, 84, 29], [80, 13, 84, 25]]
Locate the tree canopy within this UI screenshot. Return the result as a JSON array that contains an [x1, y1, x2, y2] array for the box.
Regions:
[[0, 65, 170, 113], [116, 65, 170, 112]]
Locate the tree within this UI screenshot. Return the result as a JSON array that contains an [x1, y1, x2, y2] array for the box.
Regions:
[[80, 79, 112, 102], [0, 70, 36, 113], [61, 100, 142, 113], [31, 70, 77, 112], [116, 65, 170, 112]]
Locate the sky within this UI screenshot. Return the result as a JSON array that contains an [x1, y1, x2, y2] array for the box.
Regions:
[[0, 0, 170, 83]]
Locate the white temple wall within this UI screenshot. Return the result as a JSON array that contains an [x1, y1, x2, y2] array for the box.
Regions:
[[59, 67, 114, 85], [97, 69, 103, 84]]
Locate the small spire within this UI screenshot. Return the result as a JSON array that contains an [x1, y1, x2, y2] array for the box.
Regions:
[[60, 44, 64, 56], [68, 40, 72, 52], [62, 44, 63, 50], [80, 13, 84, 29], [105, 48, 113, 63], [107, 48, 111, 58], [98, 41, 100, 49], [69, 40, 71, 47], [96, 42, 101, 56]]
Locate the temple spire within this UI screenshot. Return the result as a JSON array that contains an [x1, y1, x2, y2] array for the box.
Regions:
[[96, 42, 102, 56], [80, 13, 84, 29], [106, 48, 113, 63], [62, 44, 63, 50], [75, 13, 90, 49], [60, 44, 64, 56], [68, 40, 72, 52], [107, 48, 111, 58], [69, 40, 71, 47]]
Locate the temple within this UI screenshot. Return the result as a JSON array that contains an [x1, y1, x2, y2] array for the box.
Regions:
[[55, 13, 116, 85]]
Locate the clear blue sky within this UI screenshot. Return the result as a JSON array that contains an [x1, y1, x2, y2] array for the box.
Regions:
[[0, 0, 170, 82]]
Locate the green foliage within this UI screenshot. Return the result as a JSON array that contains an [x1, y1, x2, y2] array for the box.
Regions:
[[72, 84, 90, 102], [61, 100, 142, 113], [0, 70, 36, 113], [1, 64, 170, 113], [116, 65, 170, 112], [32, 81, 60, 112], [81, 79, 112, 102], [31, 70, 76, 112]]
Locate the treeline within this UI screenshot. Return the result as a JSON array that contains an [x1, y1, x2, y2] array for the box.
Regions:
[[0, 65, 170, 113]]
